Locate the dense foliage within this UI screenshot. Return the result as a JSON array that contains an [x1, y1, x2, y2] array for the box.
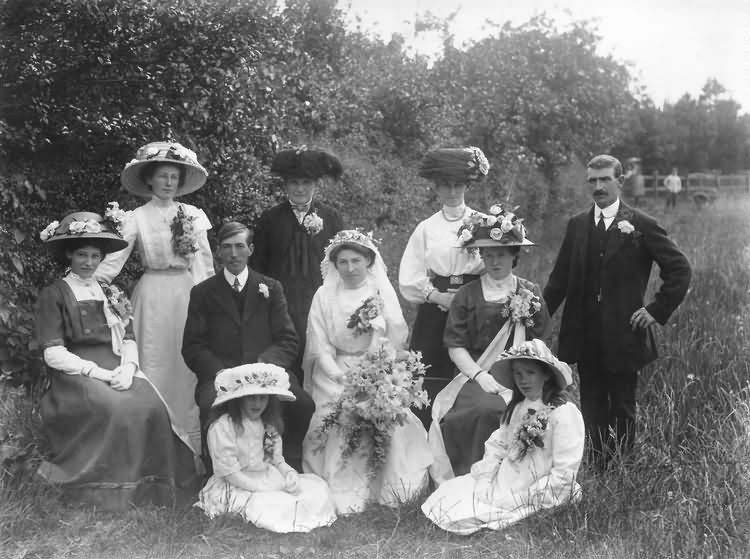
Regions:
[[1, 0, 748, 385]]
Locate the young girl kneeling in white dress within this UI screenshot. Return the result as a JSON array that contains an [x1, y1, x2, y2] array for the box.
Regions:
[[195, 364, 336, 532], [422, 339, 584, 535]]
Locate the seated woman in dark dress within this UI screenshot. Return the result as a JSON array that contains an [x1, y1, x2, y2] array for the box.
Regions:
[[35, 211, 197, 509], [428, 204, 550, 484]]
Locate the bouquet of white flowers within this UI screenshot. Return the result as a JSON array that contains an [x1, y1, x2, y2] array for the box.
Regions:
[[312, 347, 429, 477]]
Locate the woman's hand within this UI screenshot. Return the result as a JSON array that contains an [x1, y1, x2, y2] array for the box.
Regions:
[[283, 470, 300, 494], [474, 371, 504, 394], [429, 291, 454, 312], [110, 363, 135, 391], [89, 367, 116, 383]]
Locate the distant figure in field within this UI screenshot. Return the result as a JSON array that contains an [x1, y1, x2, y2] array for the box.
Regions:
[[664, 167, 682, 209], [543, 154, 691, 470], [624, 157, 645, 207]]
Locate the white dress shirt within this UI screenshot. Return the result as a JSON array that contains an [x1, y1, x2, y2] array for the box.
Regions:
[[594, 198, 620, 230], [224, 267, 249, 291]]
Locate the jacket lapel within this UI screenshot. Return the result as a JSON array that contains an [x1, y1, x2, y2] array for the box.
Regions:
[[603, 202, 634, 264], [242, 269, 262, 322], [210, 274, 242, 326]]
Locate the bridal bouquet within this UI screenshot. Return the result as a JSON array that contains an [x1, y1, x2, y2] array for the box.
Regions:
[[171, 204, 199, 258], [312, 347, 429, 477]]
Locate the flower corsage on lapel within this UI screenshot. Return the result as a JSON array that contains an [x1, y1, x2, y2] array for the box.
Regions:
[[302, 211, 324, 236], [615, 208, 643, 244], [346, 294, 385, 336], [258, 283, 270, 299], [171, 204, 199, 257]]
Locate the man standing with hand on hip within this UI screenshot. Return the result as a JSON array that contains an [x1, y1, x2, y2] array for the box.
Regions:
[[543, 154, 691, 469]]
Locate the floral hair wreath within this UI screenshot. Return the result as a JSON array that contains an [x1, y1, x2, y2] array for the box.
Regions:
[[456, 203, 528, 248], [321, 228, 381, 278]]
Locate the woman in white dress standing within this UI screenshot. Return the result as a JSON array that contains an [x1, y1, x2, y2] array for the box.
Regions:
[[398, 147, 488, 427], [422, 339, 584, 535], [302, 230, 432, 513], [96, 141, 214, 457]]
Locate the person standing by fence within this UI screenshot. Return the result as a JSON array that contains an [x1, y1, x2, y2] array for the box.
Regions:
[[664, 167, 682, 209]]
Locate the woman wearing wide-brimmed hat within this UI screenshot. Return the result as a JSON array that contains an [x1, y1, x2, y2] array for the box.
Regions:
[[422, 338, 584, 535], [427, 204, 551, 484], [95, 141, 214, 458], [398, 147, 489, 428], [35, 211, 197, 509]]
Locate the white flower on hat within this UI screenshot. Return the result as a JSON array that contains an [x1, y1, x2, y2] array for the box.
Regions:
[[39, 220, 60, 241], [485, 215, 498, 226], [68, 219, 101, 234], [500, 217, 514, 234], [489, 228, 504, 241], [459, 229, 474, 243], [489, 204, 504, 216], [617, 220, 635, 234]]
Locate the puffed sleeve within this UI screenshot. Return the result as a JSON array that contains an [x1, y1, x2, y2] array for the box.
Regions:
[[186, 206, 215, 284], [470, 424, 510, 478], [443, 286, 471, 349], [525, 402, 585, 506], [207, 415, 243, 478], [398, 220, 436, 304], [95, 210, 137, 283], [302, 288, 343, 393]]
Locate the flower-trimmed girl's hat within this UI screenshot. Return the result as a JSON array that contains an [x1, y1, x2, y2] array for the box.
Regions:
[[39, 211, 128, 261], [120, 141, 208, 198], [490, 339, 573, 392], [270, 146, 343, 181], [211, 363, 296, 408], [458, 203, 535, 248], [419, 147, 489, 182]]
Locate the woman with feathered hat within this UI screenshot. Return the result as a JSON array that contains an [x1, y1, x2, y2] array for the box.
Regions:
[[398, 147, 489, 427], [35, 211, 197, 508], [95, 141, 214, 459]]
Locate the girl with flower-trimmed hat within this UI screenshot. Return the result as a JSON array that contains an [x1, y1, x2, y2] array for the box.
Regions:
[[195, 364, 337, 532], [35, 211, 198, 509], [427, 203, 550, 485], [95, 141, 214, 460], [422, 339, 584, 535]]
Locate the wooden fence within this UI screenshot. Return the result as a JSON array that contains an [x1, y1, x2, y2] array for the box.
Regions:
[[642, 172, 750, 194]]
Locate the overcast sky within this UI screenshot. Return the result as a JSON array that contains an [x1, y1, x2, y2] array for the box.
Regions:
[[340, 0, 750, 113]]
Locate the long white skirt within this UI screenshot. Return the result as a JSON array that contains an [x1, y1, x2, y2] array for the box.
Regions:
[[132, 269, 202, 454]]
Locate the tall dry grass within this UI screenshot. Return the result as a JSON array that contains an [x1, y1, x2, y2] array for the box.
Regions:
[[1, 195, 749, 559]]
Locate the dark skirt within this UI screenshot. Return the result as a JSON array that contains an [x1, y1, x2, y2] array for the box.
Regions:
[[440, 370, 508, 476], [39, 370, 197, 510], [410, 302, 454, 428]]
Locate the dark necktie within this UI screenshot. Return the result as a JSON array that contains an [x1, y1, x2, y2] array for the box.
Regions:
[[232, 277, 241, 292], [597, 215, 606, 235]]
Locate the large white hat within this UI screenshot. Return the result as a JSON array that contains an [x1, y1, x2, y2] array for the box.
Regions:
[[120, 141, 208, 198], [211, 363, 296, 408], [489, 339, 572, 391]]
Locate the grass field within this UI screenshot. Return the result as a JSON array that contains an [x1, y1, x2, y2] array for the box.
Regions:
[[2, 195, 749, 559]]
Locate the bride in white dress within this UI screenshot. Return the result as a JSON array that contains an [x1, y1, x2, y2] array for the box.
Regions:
[[302, 230, 432, 514]]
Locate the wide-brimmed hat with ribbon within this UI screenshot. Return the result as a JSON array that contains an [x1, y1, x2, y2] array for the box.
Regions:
[[39, 211, 128, 259], [489, 339, 572, 392], [457, 203, 535, 248], [120, 141, 208, 198], [211, 363, 296, 408], [270, 146, 343, 180], [419, 147, 490, 182]]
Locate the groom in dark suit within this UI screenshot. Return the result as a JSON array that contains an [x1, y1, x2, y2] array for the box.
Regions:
[[543, 154, 691, 468], [182, 221, 315, 471]]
